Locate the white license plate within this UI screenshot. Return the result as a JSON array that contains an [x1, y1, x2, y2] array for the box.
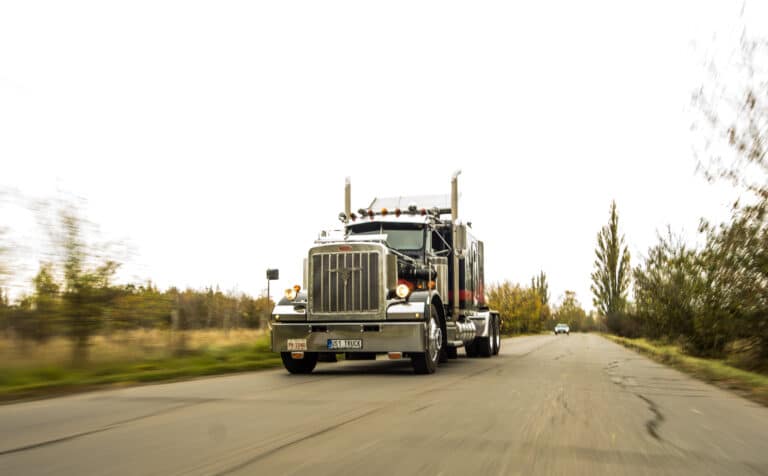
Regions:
[[287, 339, 307, 351], [327, 339, 362, 350]]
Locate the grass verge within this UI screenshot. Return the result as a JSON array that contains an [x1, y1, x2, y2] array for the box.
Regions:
[[0, 336, 282, 403], [604, 335, 768, 406]]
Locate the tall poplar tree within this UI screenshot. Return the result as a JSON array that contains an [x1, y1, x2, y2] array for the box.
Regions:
[[591, 201, 631, 332]]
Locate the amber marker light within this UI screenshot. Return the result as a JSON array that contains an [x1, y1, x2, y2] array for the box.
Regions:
[[394, 208, 401, 217], [381, 208, 388, 216]]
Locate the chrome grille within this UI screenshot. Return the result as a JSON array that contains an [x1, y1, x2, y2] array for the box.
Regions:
[[311, 251, 380, 313]]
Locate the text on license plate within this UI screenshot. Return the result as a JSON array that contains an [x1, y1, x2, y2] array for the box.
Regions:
[[287, 339, 307, 351], [327, 339, 362, 350]]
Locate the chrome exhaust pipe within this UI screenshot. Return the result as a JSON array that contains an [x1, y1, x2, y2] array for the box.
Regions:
[[451, 170, 461, 321], [344, 177, 351, 222]]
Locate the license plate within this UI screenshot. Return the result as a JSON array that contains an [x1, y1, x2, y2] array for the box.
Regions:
[[327, 339, 362, 350], [287, 339, 307, 351]]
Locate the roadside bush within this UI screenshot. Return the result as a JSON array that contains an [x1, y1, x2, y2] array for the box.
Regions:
[[725, 338, 764, 371]]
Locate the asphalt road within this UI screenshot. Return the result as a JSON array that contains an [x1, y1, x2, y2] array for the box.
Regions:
[[1, 334, 767, 476]]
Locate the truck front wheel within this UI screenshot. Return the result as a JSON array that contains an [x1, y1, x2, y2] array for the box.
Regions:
[[492, 316, 501, 356], [412, 313, 442, 374], [280, 352, 318, 374]]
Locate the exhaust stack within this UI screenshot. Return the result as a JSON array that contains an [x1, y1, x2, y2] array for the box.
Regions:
[[451, 170, 461, 321], [344, 177, 351, 222]]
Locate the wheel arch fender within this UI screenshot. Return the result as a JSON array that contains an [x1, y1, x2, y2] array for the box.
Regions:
[[409, 291, 445, 320]]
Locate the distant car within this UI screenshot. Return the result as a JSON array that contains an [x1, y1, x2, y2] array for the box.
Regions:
[[554, 323, 570, 335]]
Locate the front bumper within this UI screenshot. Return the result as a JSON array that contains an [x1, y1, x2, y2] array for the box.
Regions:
[[270, 321, 427, 353]]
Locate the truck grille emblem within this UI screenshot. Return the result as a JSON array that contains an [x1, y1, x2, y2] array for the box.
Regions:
[[329, 266, 360, 287]]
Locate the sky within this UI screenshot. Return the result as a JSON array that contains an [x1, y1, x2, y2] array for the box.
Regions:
[[1, 0, 766, 309]]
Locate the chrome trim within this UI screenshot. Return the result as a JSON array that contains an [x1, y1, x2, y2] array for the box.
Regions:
[[446, 320, 477, 343], [271, 321, 427, 352], [427, 315, 442, 363], [467, 311, 491, 337], [432, 257, 448, 304], [386, 301, 425, 319], [272, 304, 307, 322]]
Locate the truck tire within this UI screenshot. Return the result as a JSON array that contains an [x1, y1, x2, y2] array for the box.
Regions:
[[280, 352, 318, 374], [412, 312, 442, 374], [436, 305, 449, 364], [465, 339, 477, 357], [476, 336, 492, 357], [476, 318, 493, 358], [492, 316, 501, 356]]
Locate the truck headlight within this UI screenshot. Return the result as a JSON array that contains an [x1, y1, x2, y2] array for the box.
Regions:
[[395, 283, 411, 299]]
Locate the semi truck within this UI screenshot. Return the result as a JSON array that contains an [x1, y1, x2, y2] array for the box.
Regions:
[[270, 171, 501, 374]]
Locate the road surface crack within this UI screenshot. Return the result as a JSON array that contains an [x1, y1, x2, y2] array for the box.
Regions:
[[637, 394, 665, 440]]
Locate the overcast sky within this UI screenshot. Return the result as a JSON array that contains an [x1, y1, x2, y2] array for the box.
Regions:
[[1, 1, 765, 309]]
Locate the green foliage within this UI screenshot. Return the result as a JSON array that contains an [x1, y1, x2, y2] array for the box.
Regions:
[[56, 209, 119, 365], [629, 31, 768, 365], [487, 281, 547, 334], [633, 229, 702, 340], [697, 202, 768, 358], [531, 271, 550, 307], [631, 179, 768, 363], [553, 291, 590, 332], [591, 201, 631, 333]]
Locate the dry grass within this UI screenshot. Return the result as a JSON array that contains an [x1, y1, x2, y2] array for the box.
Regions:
[[0, 328, 269, 369], [0, 329, 280, 401]]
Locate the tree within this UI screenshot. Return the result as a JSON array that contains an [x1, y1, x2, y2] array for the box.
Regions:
[[531, 271, 550, 307], [487, 281, 543, 334], [633, 229, 702, 340], [554, 291, 587, 332], [695, 29, 768, 202], [30, 262, 60, 342], [58, 207, 119, 365], [591, 201, 631, 334], [692, 25, 768, 359], [531, 271, 552, 328]]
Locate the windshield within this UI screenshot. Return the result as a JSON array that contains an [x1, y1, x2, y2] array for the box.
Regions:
[[347, 223, 424, 251]]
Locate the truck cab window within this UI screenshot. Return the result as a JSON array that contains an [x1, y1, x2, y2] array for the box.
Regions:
[[347, 223, 425, 253]]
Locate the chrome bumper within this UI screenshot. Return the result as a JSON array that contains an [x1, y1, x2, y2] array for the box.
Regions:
[[271, 321, 427, 353]]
